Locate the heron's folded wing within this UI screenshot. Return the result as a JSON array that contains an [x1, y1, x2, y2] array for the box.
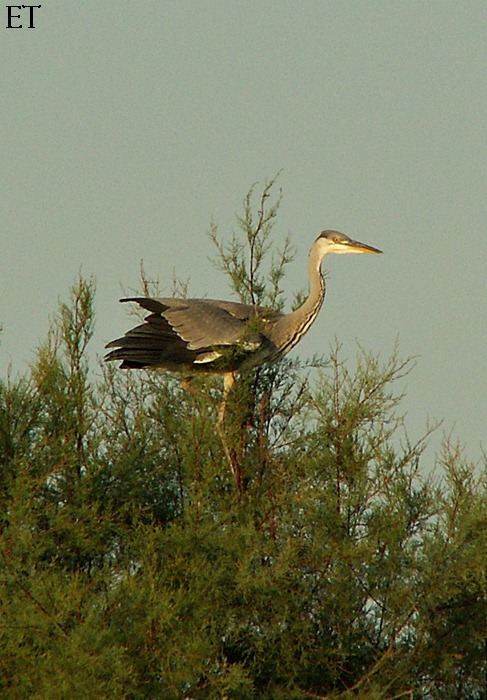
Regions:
[[121, 297, 270, 350], [122, 296, 280, 321], [162, 300, 263, 350]]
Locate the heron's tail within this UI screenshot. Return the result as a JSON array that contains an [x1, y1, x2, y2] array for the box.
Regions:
[[105, 312, 194, 369]]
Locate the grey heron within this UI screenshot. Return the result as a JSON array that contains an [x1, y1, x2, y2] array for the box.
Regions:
[[105, 230, 382, 416]]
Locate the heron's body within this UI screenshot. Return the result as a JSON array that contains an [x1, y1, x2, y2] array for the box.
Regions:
[[105, 231, 382, 376]]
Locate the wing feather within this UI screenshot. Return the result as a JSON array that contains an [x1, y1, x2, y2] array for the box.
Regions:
[[122, 297, 266, 350]]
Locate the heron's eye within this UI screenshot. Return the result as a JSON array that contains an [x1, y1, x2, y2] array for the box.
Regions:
[[333, 236, 341, 243]]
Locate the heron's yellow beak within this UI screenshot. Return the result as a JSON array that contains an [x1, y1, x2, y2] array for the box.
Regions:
[[349, 240, 383, 254]]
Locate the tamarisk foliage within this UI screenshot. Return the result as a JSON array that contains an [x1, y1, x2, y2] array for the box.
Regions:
[[1, 183, 486, 699]]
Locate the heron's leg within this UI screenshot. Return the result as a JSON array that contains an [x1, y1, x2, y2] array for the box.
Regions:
[[217, 371, 237, 427], [216, 372, 244, 493]]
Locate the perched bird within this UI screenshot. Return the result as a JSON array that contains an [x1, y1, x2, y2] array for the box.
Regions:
[[105, 230, 382, 408]]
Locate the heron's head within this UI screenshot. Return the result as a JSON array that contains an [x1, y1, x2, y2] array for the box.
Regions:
[[316, 230, 383, 255]]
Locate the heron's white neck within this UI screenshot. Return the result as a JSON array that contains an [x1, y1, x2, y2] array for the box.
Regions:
[[307, 242, 327, 305], [272, 243, 326, 356]]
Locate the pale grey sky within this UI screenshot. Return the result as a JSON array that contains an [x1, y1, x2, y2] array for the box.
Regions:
[[2, 2, 486, 461]]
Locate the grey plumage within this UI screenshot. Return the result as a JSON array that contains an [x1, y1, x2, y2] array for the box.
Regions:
[[105, 230, 382, 375]]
